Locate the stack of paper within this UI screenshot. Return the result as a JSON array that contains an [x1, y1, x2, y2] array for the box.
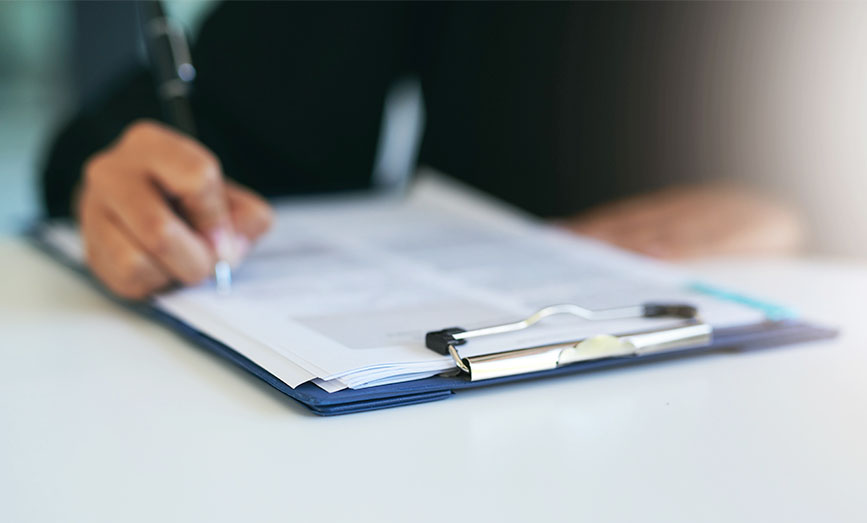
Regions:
[[45, 171, 774, 392]]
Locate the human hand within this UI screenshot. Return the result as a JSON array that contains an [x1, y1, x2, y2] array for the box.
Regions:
[[560, 183, 804, 259], [77, 120, 273, 299]]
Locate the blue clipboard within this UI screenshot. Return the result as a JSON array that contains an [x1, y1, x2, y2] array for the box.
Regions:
[[30, 225, 839, 416]]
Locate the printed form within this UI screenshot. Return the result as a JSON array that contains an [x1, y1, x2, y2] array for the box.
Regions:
[[41, 172, 769, 391], [149, 173, 767, 391]]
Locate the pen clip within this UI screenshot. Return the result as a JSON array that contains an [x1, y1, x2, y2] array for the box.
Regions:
[[143, 11, 196, 95]]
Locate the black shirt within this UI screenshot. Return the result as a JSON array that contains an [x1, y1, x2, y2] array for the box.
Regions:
[[42, 1, 707, 218]]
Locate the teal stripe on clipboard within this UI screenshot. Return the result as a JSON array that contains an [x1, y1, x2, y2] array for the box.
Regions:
[[688, 281, 798, 321]]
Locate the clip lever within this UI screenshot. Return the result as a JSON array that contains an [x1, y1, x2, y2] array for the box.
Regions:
[[424, 302, 709, 381], [425, 327, 467, 355]]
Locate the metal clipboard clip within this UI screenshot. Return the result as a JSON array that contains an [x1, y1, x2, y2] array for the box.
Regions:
[[425, 303, 712, 381]]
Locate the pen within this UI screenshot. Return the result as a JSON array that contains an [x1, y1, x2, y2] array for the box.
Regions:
[[137, 0, 232, 294]]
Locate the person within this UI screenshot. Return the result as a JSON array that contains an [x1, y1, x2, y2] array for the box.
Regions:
[[42, 2, 802, 299]]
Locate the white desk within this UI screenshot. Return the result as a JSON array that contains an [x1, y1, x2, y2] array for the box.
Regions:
[[1, 237, 865, 523]]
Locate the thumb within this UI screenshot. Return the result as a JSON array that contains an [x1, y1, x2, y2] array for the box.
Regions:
[[226, 182, 274, 245]]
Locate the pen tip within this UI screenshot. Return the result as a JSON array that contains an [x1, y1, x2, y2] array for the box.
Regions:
[[215, 260, 232, 295]]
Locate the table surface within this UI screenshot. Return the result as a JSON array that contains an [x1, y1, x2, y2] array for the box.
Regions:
[[1, 237, 865, 523]]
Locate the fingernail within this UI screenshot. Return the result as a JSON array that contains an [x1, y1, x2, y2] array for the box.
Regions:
[[209, 228, 237, 264], [233, 234, 250, 266], [642, 244, 670, 258]]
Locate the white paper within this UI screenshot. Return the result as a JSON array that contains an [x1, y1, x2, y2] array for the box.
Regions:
[[41, 171, 773, 392], [151, 172, 767, 389]]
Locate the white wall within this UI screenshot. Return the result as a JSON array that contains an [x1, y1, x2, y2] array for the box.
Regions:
[[683, 3, 867, 257]]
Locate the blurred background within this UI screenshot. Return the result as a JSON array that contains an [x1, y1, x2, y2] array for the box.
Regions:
[[0, 0, 215, 230], [1, 1, 866, 257]]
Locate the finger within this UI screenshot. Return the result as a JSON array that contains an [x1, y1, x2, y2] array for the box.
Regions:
[[567, 188, 692, 239], [668, 204, 802, 258], [629, 222, 710, 259], [81, 197, 171, 299], [609, 227, 670, 257], [566, 185, 729, 255], [568, 207, 675, 251], [226, 183, 273, 241], [118, 121, 233, 240], [624, 196, 794, 259], [628, 191, 755, 258], [88, 165, 215, 285]]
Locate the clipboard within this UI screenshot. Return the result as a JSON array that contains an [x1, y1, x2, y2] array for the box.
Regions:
[[29, 224, 838, 416]]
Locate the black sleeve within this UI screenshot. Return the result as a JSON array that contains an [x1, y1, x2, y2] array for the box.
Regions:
[[41, 1, 423, 218], [40, 69, 161, 218]]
